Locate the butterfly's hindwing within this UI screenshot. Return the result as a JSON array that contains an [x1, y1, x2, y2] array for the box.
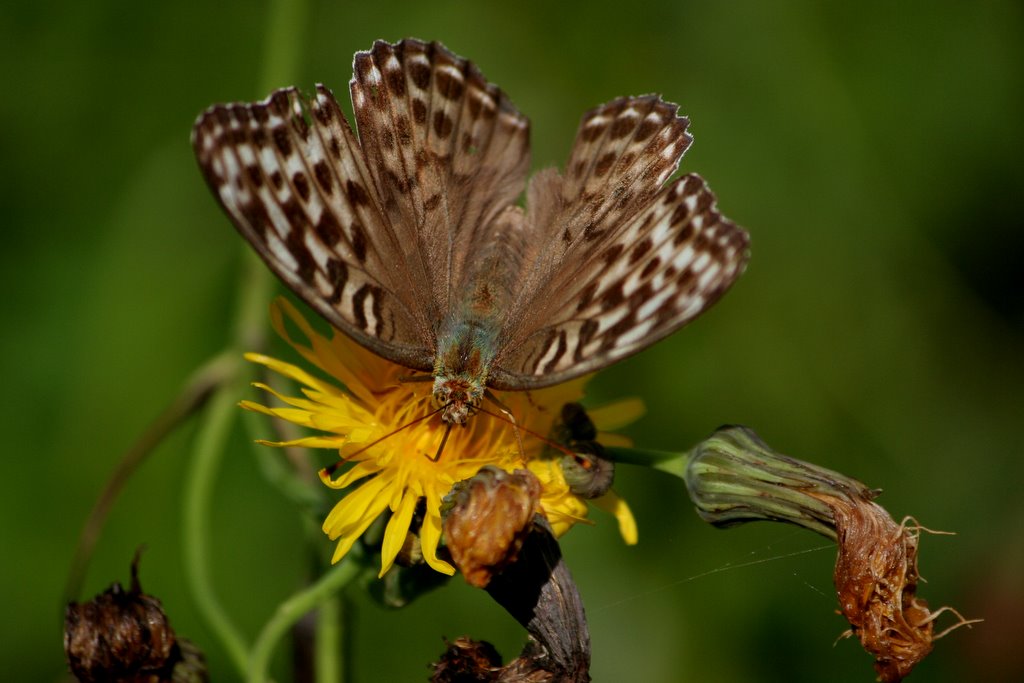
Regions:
[[491, 173, 749, 389], [489, 95, 747, 388], [532, 97, 692, 259], [504, 96, 695, 335]]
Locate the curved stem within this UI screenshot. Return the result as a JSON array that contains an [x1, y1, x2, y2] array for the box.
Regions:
[[182, 365, 250, 675], [248, 559, 360, 683], [181, 193, 277, 679], [315, 589, 344, 683]]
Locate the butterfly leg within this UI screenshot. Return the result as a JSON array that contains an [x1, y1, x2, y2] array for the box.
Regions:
[[430, 422, 454, 462]]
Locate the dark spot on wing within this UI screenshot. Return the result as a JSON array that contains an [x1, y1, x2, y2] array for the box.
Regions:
[[313, 161, 333, 194], [346, 180, 370, 206], [273, 127, 292, 156], [292, 172, 310, 201]]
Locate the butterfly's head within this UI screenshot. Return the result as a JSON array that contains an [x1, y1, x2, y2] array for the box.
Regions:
[[432, 375, 484, 425]]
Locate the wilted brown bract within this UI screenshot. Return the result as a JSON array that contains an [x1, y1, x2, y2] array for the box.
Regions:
[[813, 494, 977, 682]]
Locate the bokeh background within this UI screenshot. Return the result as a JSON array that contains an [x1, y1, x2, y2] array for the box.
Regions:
[[4, 1, 1023, 681]]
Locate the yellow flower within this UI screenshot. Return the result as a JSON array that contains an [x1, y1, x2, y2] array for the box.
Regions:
[[243, 298, 638, 577]]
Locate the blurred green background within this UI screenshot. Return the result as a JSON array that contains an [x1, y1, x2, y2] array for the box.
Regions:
[[4, 1, 1022, 681]]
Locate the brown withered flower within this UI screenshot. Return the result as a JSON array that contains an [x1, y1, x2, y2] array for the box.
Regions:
[[64, 550, 206, 683], [435, 466, 592, 682], [685, 425, 978, 682], [431, 637, 504, 682], [442, 466, 542, 588], [819, 498, 978, 682]]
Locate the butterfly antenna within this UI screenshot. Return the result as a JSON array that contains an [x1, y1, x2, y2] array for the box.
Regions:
[[321, 406, 442, 477], [431, 421, 454, 462], [483, 390, 527, 458], [476, 405, 577, 459]]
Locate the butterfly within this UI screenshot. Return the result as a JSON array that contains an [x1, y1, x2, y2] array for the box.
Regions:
[[192, 38, 749, 426]]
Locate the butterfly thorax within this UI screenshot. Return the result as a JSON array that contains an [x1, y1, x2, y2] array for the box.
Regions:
[[432, 312, 501, 424]]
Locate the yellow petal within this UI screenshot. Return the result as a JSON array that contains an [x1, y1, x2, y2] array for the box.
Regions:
[[593, 490, 638, 545], [420, 486, 455, 575], [378, 491, 419, 577], [240, 401, 318, 428], [249, 382, 338, 415], [328, 501, 384, 565], [588, 397, 645, 431], [253, 435, 347, 449], [245, 353, 337, 397], [319, 459, 380, 489], [322, 474, 389, 536]]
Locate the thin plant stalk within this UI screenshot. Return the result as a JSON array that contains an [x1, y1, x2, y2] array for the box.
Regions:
[[247, 559, 361, 683]]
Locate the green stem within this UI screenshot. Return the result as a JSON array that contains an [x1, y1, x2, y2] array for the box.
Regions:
[[182, 365, 249, 676], [248, 559, 360, 683], [314, 584, 344, 683], [181, 202, 277, 678], [604, 445, 689, 478], [260, 0, 308, 93]]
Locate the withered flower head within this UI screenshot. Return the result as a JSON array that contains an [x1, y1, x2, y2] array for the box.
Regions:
[[818, 498, 978, 682], [431, 637, 503, 683], [686, 425, 978, 682], [64, 551, 206, 683], [442, 466, 542, 588]]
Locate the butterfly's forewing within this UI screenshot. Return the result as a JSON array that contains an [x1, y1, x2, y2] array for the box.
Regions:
[[192, 87, 435, 370], [348, 39, 531, 318], [490, 97, 750, 388]]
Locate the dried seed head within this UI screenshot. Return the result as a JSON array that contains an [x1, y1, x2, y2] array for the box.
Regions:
[[442, 466, 542, 588], [430, 637, 503, 682], [64, 551, 205, 682]]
